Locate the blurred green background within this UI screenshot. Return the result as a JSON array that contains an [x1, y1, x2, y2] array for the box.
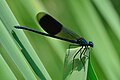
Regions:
[[0, 0, 120, 80]]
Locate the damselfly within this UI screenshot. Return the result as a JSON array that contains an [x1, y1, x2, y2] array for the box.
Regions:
[[15, 14, 93, 70]]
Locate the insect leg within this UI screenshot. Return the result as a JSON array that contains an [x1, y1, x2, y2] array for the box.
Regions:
[[83, 47, 89, 58], [80, 47, 87, 70], [72, 46, 83, 70]]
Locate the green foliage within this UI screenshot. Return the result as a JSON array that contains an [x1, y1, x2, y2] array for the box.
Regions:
[[0, 0, 119, 80]]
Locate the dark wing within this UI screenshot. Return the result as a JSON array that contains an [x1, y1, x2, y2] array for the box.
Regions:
[[39, 14, 80, 40]]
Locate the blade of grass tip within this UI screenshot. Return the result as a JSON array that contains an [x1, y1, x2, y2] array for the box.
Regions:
[[63, 47, 90, 80], [0, 54, 17, 80]]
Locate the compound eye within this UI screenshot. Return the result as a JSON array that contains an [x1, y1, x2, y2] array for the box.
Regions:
[[89, 41, 93, 47]]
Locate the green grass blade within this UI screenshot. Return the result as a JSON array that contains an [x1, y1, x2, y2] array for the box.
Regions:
[[0, 0, 51, 79], [0, 19, 37, 80], [0, 54, 17, 80], [93, 0, 120, 40], [87, 58, 97, 80]]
